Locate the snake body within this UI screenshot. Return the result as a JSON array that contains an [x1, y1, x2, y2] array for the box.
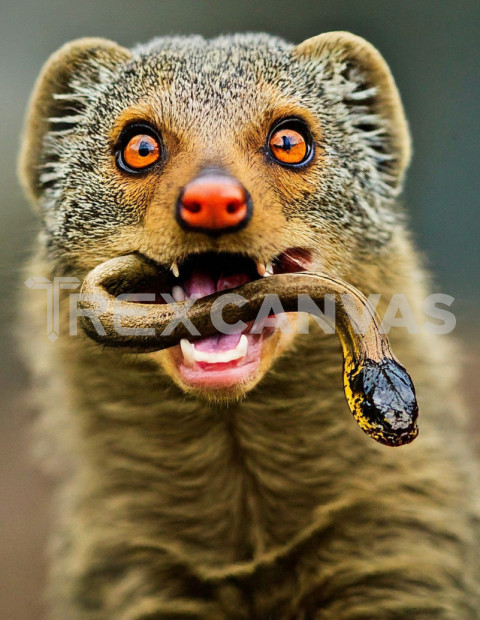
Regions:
[[79, 254, 419, 447]]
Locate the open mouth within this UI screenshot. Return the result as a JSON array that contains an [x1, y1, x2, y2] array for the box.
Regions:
[[158, 248, 312, 390]]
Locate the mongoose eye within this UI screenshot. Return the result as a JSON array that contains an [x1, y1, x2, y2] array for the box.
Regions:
[[267, 119, 313, 167], [116, 124, 162, 173]]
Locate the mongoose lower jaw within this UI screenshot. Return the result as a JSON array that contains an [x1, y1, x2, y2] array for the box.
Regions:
[[171, 319, 284, 390]]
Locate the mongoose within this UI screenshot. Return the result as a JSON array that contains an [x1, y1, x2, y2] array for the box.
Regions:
[[19, 32, 480, 619]]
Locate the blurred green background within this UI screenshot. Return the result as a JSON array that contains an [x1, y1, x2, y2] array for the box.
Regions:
[[1, 1, 479, 618]]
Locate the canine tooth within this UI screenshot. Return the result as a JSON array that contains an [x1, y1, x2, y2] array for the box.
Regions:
[[237, 334, 248, 357], [172, 285, 186, 302], [192, 334, 249, 364], [265, 262, 274, 276], [171, 262, 180, 278], [180, 339, 195, 365]]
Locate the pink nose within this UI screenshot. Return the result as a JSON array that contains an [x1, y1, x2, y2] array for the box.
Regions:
[[177, 173, 251, 234]]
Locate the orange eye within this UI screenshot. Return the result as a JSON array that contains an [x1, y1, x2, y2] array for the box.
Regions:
[[120, 132, 161, 171], [268, 121, 312, 166]]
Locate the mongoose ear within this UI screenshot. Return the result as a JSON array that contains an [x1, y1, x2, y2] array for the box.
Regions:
[[294, 32, 411, 192], [18, 37, 132, 206]]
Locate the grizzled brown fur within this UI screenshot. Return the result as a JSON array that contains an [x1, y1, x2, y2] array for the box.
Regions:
[[19, 32, 480, 618]]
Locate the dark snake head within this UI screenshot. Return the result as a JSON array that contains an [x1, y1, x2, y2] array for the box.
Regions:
[[347, 358, 419, 447]]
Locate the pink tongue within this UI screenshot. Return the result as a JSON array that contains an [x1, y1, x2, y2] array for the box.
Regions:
[[216, 273, 251, 292], [194, 332, 242, 352], [183, 270, 251, 353], [183, 269, 216, 299]]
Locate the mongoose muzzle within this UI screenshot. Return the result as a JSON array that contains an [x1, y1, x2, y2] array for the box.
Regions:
[[79, 254, 419, 447]]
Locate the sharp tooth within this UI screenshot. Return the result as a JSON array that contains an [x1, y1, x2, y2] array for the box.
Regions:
[[265, 262, 274, 276], [171, 262, 180, 278], [180, 339, 195, 365], [237, 334, 248, 357], [256, 262, 267, 277], [172, 285, 186, 302]]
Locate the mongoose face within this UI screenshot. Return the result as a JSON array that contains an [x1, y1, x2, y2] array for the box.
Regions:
[[19, 32, 410, 400]]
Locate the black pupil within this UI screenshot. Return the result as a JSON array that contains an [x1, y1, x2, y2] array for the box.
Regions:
[[281, 135, 293, 151], [138, 138, 153, 157]]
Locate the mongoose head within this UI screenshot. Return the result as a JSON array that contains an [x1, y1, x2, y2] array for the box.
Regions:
[[19, 32, 411, 400]]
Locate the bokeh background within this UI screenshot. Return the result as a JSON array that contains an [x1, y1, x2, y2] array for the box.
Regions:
[[1, 1, 479, 618]]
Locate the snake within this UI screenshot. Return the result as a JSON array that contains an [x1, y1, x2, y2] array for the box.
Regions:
[[78, 254, 419, 447]]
